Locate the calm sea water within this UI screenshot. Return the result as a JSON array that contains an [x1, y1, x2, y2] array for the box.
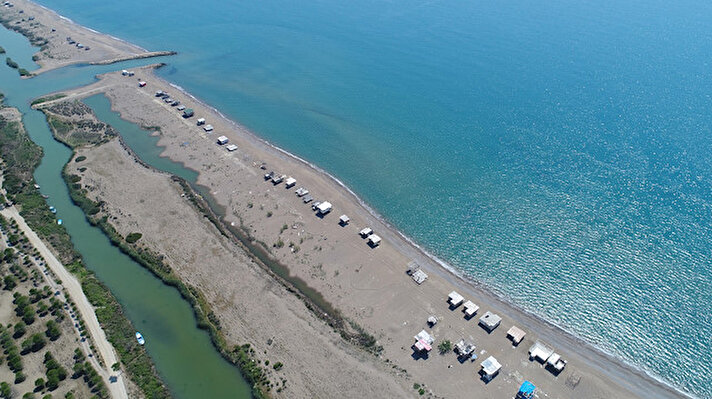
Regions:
[[22, 0, 712, 396]]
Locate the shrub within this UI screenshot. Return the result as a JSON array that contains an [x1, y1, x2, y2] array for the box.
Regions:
[[6, 57, 18, 69], [437, 340, 452, 354], [18, 68, 31, 77], [74, 156, 86, 163], [125, 232, 142, 244]]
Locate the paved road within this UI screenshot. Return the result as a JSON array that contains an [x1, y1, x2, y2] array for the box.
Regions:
[[1, 206, 129, 399]]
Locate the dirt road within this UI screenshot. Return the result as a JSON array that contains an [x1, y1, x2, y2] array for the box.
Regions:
[[0, 206, 128, 399]]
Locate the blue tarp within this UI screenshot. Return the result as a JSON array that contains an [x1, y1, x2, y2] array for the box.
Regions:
[[518, 381, 536, 397]]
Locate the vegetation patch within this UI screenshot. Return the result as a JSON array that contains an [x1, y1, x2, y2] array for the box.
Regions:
[[0, 106, 170, 398], [30, 94, 66, 106], [6, 57, 18, 69], [125, 232, 142, 243]]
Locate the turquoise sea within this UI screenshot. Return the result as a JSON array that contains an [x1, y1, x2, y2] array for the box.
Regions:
[[13, 0, 712, 397]]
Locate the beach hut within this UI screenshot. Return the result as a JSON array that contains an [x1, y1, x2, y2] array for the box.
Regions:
[[546, 353, 567, 373], [183, 108, 194, 118], [463, 300, 479, 318], [226, 144, 238, 152], [411, 269, 428, 285], [295, 187, 309, 197], [506, 326, 526, 345], [528, 341, 554, 363], [197, 118, 206, 126], [367, 234, 382, 247], [516, 381, 536, 399], [203, 124, 214, 132], [480, 356, 501, 381], [412, 330, 434, 353], [316, 201, 332, 215], [302, 194, 314, 204], [447, 291, 464, 308], [339, 214, 350, 225], [359, 227, 373, 237], [217, 136, 229, 145], [285, 177, 297, 188], [479, 311, 502, 332], [138, 81, 147, 87], [272, 174, 285, 184]]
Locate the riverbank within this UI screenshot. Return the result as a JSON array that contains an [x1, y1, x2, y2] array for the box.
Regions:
[[0, 0, 172, 74], [42, 98, 412, 398], [0, 100, 169, 398], [37, 66, 688, 399]]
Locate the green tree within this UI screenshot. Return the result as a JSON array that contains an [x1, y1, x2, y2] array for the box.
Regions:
[[22, 306, 35, 325], [13, 322, 26, 339], [0, 382, 11, 399], [34, 377, 45, 391], [45, 321, 61, 341], [22, 392, 35, 399], [45, 370, 59, 391], [437, 340, 452, 354], [3, 275, 17, 290]]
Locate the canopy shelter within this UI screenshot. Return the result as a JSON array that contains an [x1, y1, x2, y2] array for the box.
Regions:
[[463, 300, 479, 318], [529, 341, 554, 363], [480, 356, 501, 381], [448, 291, 464, 307], [507, 326, 527, 345]]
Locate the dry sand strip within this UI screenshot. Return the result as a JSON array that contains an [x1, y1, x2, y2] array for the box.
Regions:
[[47, 68, 688, 399], [0, 206, 129, 399], [0, 0, 172, 75]]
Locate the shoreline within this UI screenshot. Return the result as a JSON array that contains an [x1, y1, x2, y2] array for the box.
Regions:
[[157, 67, 691, 399], [3, 1, 694, 396]]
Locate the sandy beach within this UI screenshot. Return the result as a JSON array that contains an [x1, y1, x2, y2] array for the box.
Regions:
[[34, 66, 687, 399], [0, 0, 172, 74]]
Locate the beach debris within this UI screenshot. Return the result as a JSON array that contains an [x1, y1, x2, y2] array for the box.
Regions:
[[507, 326, 527, 346], [447, 291, 464, 308], [479, 311, 502, 332]]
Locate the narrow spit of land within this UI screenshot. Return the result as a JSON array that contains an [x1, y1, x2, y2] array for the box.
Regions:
[[34, 67, 687, 399]]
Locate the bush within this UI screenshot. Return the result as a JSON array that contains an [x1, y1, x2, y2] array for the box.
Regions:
[[125, 232, 142, 244], [45, 320, 61, 341], [18, 68, 31, 77], [6, 57, 18, 69], [437, 340, 452, 354], [74, 156, 86, 163]]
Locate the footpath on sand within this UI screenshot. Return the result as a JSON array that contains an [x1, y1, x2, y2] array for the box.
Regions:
[[0, 206, 129, 399]]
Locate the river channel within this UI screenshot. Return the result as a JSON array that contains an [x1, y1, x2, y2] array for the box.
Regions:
[[0, 23, 251, 399]]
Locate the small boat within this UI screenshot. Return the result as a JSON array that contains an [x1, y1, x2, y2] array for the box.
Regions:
[[135, 331, 145, 345], [41, 194, 49, 199], [57, 219, 63, 225], [49, 206, 56, 213]]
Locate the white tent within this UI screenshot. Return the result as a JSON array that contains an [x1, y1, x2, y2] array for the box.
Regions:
[[226, 144, 238, 152], [368, 234, 382, 246], [339, 215, 350, 225], [480, 356, 501, 380], [285, 177, 297, 188], [316, 201, 332, 215], [463, 300, 479, 317], [216, 136, 229, 145], [479, 311, 502, 332], [448, 291, 464, 307], [359, 227, 373, 237]]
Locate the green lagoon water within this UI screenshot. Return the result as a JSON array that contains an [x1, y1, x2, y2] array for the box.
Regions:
[[0, 25, 250, 399]]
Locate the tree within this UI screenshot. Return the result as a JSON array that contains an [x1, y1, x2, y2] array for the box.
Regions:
[[111, 362, 120, 372], [13, 322, 26, 339], [45, 370, 59, 391], [45, 321, 61, 341], [34, 378, 45, 391], [3, 275, 17, 290], [22, 392, 35, 399], [22, 306, 35, 325], [437, 340, 452, 354], [15, 371, 26, 383], [0, 382, 11, 399]]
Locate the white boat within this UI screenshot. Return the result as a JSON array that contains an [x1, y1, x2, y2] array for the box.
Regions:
[[135, 331, 145, 345], [57, 219, 63, 225], [49, 206, 56, 214]]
